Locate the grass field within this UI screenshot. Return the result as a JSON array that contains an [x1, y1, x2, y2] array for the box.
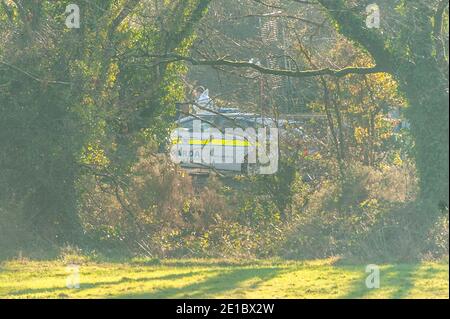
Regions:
[[0, 258, 448, 299]]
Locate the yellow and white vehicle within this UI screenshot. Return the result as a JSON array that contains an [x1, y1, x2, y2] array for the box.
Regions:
[[170, 109, 279, 174]]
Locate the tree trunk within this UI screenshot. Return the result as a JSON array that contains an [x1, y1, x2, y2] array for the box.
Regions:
[[400, 59, 449, 211]]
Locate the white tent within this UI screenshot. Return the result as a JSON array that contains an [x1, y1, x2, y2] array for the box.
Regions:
[[194, 89, 215, 114]]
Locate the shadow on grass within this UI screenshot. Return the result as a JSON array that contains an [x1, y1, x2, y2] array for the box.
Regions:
[[389, 266, 444, 299], [7, 270, 211, 298], [115, 266, 288, 299], [341, 264, 445, 299]]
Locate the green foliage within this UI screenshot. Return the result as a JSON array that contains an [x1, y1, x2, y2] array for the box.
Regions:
[[0, 0, 447, 265], [320, 0, 449, 213], [279, 163, 448, 262], [0, 0, 211, 255]]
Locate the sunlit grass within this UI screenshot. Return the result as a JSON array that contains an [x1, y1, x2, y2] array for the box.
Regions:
[[0, 258, 448, 299]]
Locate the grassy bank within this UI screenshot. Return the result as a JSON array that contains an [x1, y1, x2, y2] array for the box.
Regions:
[[0, 258, 448, 299]]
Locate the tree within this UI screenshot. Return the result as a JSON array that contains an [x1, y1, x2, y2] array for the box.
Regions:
[[156, 0, 448, 214], [0, 0, 211, 248], [317, 0, 449, 214]]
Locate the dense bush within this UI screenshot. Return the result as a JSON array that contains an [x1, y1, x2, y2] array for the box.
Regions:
[[79, 144, 292, 258], [281, 163, 448, 262], [77, 141, 448, 262]]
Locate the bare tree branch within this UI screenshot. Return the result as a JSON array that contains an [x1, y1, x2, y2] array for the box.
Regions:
[[108, 0, 141, 38], [0, 60, 71, 85], [433, 0, 449, 67], [315, 0, 396, 73], [226, 12, 323, 27], [291, 0, 318, 5], [147, 53, 387, 78]]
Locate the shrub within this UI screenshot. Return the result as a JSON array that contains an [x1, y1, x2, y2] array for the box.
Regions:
[[279, 163, 446, 262], [79, 146, 291, 259]]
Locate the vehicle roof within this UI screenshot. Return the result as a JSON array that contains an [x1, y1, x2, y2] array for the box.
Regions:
[[176, 113, 303, 127]]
